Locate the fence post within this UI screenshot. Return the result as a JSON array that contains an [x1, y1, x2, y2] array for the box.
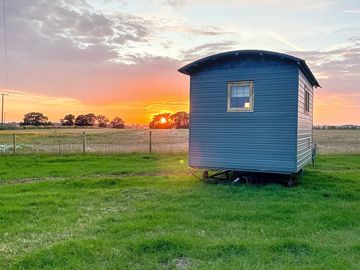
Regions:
[[13, 133, 16, 154], [149, 131, 152, 154], [58, 139, 61, 154], [82, 132, 86, 154]]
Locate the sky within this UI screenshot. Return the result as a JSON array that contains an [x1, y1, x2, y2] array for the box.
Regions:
[[0, 0, 359, 125]]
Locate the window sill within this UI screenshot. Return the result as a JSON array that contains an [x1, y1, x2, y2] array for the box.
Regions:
[[227, 108, 254, 112]]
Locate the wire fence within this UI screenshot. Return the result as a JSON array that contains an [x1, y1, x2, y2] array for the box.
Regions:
[[0, 129, 359, 155], [0, 129, 188, 155]]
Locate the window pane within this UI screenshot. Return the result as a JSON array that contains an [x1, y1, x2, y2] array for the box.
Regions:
[[243, 86, 250, 96], [230, 84, 250, 108], [231, 87, 242, 97], [230, 96, 250, 108]]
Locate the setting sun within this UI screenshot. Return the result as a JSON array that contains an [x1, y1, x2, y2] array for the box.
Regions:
[[160, 117, 167, 124]]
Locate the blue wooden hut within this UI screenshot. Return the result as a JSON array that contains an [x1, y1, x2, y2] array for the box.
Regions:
[[178, 50, 320, 175]]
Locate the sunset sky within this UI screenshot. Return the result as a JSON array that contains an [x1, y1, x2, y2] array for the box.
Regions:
[[0, 0, 359, 124]]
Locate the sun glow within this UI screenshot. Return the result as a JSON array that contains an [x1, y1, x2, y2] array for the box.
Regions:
[[160, 117, 167, 124]]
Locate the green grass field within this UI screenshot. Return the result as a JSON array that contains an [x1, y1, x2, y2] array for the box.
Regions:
[[1, 154, 360, 269]]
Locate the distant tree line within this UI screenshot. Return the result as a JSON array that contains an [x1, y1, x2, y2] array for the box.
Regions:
[[313, 125, 360, 130], [20, 112, 125, 128], [61, 113, 125, 128], [149, 111, 189, 129], [19, 111, 191, 129]]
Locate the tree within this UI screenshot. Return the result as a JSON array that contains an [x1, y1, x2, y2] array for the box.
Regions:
[[75, 115, 85, 126], [171, 111, 189, 129], [75, 113, 96, 126], [60, 114, 75, 126], [22, 112, 50, 126], [110, 117, 125, 129], [149, 113, 174, 129], [96, 115, 109, 128], [85, 113, 96, 126]]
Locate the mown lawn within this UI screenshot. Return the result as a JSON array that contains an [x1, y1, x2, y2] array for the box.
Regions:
[[0, 154, 360, 269]]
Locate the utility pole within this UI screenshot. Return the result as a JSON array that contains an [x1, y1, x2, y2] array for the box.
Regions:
[[1, 93, 8, 124], [1, 1, 9, 126]]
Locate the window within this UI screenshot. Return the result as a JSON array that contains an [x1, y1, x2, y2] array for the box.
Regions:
[[304, 88, 310, 114], [227, 81, 254, 112]]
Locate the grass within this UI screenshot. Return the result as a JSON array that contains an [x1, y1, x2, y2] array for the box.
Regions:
[[0, 153, 360, 269], [1, 128, 360, 154], [0, 129, 188, 154]]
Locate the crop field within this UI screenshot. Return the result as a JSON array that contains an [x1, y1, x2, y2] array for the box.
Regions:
[[0, 128, 359, 154]]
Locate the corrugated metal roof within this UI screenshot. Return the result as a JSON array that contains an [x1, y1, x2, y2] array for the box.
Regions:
[[178, 50, 320, 87]]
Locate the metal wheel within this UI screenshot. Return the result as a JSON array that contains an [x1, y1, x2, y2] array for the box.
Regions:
[[287, 177, 295, 187]]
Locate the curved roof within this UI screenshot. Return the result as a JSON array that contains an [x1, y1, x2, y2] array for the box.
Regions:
[[178, 50, 320, 87]]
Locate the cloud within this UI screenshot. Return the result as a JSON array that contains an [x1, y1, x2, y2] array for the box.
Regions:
[[286, 44, 360, 124], [350, 37, 360, 42], [181, 41, 238, 61], [1, 0, 178, 102], [343, 9, 360, 14], [3, 0, 153, 65], [267, 31, 304, 51], [110, 14, 153, 45], [160, 0, 338, 10], [165, 25, 238, 36], [162, 0, 188, 8], [291, 45, 360, 75], [288, 44, 360, 96], [283, 35, 360, 124]]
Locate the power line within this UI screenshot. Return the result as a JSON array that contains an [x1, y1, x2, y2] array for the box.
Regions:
[[1, 0, 9, 125], [2, 0, 8, 89], [1, 92, 8, 124]]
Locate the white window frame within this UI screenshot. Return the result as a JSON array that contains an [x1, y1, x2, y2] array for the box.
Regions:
[[227, 81, 254, 112], [304, 87, 310, 114]]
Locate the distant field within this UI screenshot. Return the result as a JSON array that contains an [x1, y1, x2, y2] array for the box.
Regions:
[[0, 154, 360, 269], [314, 130, 360, 154], [0, 129, 188, 154], [0, 128, 359, 154]]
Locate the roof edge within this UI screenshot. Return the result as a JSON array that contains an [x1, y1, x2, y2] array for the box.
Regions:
[[178, 50, 320, 87]]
